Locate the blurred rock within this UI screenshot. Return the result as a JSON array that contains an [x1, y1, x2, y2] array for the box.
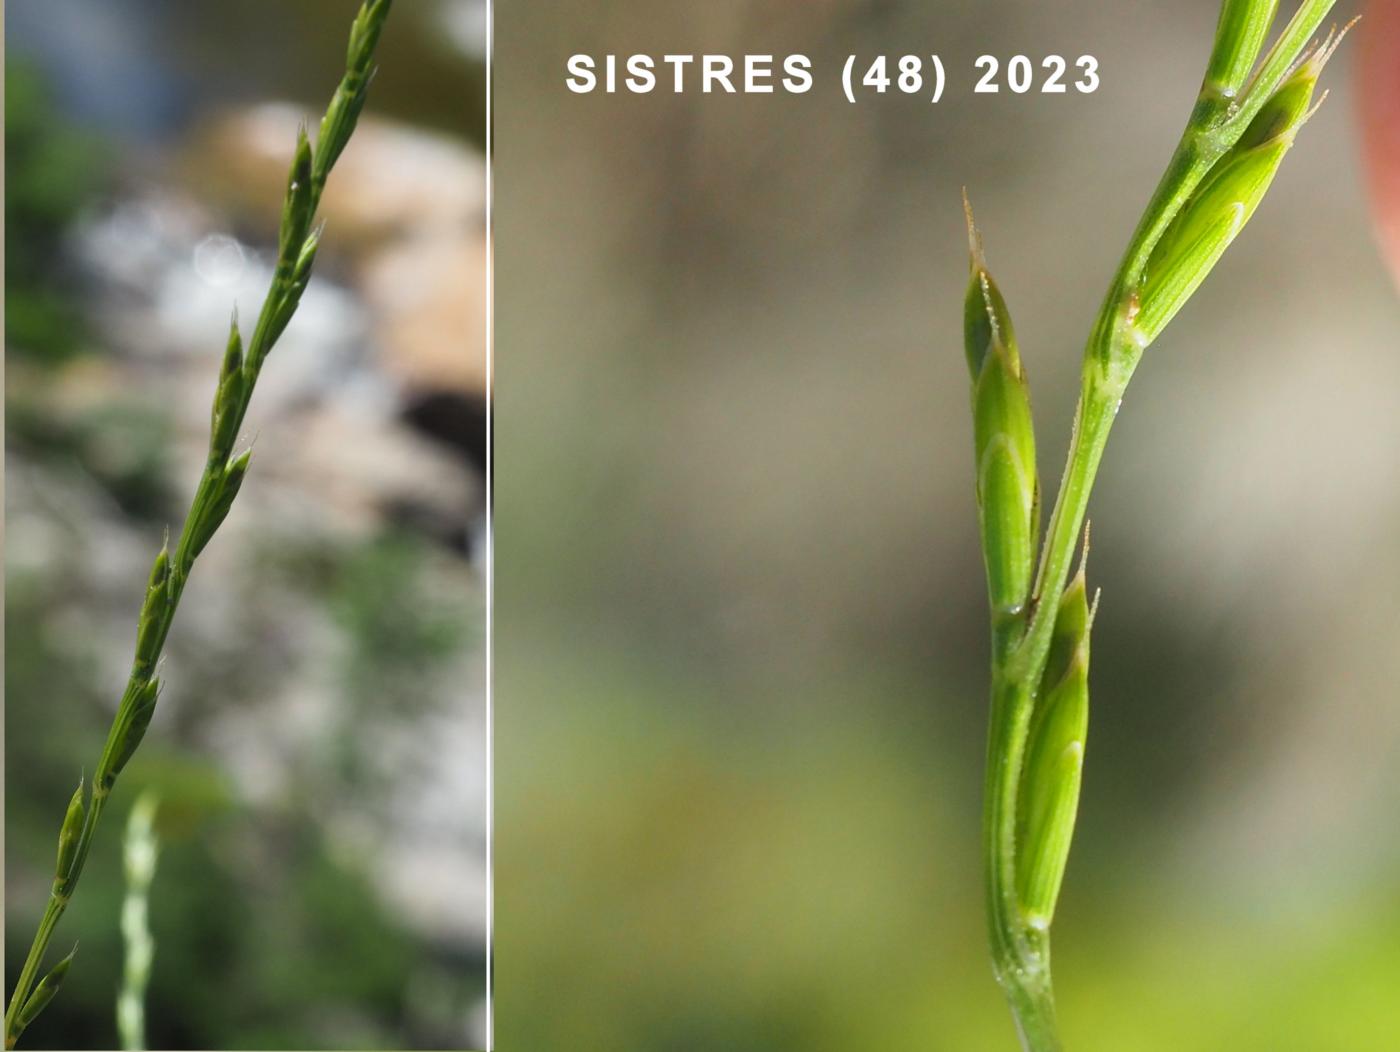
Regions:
[[361, 227, 490, 398], [73, 104, 491, 547], [185, 105, 490, 407], [187, 105, 484, 246]]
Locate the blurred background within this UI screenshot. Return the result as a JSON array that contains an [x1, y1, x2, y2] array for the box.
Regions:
[[495, 0, 1400, 1049], [4, 1, 488, 1048]]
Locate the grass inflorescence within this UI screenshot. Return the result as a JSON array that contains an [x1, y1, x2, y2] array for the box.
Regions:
[[963, 2, 1355, 1048], [3, 3, 394, 1046]]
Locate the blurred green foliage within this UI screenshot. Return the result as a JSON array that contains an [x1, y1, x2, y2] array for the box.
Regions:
[[7, 394, 177, 521], [254, 529, 474, 814], [4, 61, 108, 364], [496, 629, 1400, 1051]]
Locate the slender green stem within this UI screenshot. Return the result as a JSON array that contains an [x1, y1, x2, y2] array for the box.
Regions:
[[1012, 93, 1244, 687], [1005, 967, 1061, 1052], [983, 672, 1059, 1048], [980, 366, 1119, 1047], [981, 69, 1270, 1046], [1015, 373, 1121, 684], [3, 901, 63, 1050]]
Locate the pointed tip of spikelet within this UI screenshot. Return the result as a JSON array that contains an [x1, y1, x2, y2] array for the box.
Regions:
[[1288, 16, 1359, 83], [1317, 16, 1361, 68], [1060, 523, 1090, 596], [962, 188, 988, 273], [1287, 16, 1359, 126], [961, 190, 1019, 376]]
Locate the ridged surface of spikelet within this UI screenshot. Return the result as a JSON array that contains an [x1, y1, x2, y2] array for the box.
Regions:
[[963, 195, 1038, 624], [1016, 560, 1093, 930]]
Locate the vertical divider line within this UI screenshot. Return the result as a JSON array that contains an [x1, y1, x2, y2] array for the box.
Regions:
[[483, 0, 496, 1046]]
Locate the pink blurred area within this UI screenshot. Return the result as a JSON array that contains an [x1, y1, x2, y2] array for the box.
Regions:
[[1358, 0, 1400, 283]]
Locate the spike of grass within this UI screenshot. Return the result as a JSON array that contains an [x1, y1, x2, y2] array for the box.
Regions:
[[116, 794, 160, 1052], [12, 950, 75, 1037], [964, 2, 1349, 1048], [2, 4, 394, 1046]]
